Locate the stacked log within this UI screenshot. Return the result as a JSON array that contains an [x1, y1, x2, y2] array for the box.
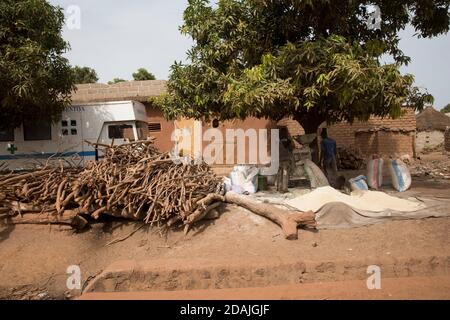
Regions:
[[1, 139, 316, 240], [0, 140, 223, 231]]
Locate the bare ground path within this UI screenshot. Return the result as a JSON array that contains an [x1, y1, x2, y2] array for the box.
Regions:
[[79, 276, 450, 300]]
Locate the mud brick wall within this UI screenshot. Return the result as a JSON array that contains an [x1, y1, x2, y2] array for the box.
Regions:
[[327, 109, 417, 157], [416, 130, 445, 153], [277, 118, 305, 136], [355, 130, 415, 157], [327, 109, 416, 146], [72, 80, 167, 103], [279, 110, 417, 157]]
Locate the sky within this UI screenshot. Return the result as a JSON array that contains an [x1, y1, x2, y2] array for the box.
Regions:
[[50, 0, 450, 110]]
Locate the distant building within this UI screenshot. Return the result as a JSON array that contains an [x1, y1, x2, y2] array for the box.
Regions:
[[72, 80, 173, 152], [278, 110, 417, 158], [72, 81, 277, 176], [415, 106, 450, 153], [72, 80, 422, 175]]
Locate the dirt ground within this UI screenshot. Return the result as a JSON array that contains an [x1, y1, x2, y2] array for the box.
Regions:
[[79, 276, 450, 300], [1, 173, 449, 300]]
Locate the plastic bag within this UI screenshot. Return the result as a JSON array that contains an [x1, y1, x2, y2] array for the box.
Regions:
[[303, 159, 329, 189], [367, 158, 384, 189], [389, 159, 412, 192], [230, 170, 246, 187], [229, 166, 259, 194], [223, 177, 232, 193], [349, 175, 369, 191]]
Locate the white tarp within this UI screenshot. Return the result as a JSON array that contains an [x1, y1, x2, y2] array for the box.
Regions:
[[286, 186, 426, 213], [315, 198, 450, 230]]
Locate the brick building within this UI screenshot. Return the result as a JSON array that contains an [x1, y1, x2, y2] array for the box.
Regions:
[[71, 80, 175, 153], [72, 80, 418, 172], [71, 81, 277, 175], [327, 109, 417, 158], [276, 110, 417, 158]]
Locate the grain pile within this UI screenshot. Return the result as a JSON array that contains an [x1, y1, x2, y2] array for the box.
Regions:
[[0, 140, 224, 231]]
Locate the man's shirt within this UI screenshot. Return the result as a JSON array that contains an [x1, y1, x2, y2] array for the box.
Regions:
[[321, 138, 337, 161]]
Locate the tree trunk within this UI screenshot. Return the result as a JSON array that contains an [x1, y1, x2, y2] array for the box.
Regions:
[[294, 112, 326, 166], [225, 192, 316, 240], [7, 210, 88, 230], [294, 112, 326, 135]]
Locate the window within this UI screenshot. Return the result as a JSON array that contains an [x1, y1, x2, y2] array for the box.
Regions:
[[108, 124, 133, 139], [148, 123, 162, 133], [108, 125, 122, 139], [212, 119, 220, 128], [62, 119, 77, 136], [0, 128, 14, 142], [24, 120, 51, 141]]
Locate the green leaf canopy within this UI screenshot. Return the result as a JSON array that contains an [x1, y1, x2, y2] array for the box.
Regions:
[[72, 66, 99, 84], [158, 0, 446, 133], [0, 0, 74, 130]]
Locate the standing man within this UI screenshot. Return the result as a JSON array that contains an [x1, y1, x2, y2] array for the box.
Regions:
[[320, 128, 338, 184]]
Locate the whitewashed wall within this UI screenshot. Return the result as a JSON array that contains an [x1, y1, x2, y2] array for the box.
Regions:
[[416, 131, 445, 153]]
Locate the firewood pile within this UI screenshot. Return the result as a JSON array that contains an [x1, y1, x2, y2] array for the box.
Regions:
[[337, 146, 365, 170], [0, 140, 224, 231], [1, 139, 317, 240]]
